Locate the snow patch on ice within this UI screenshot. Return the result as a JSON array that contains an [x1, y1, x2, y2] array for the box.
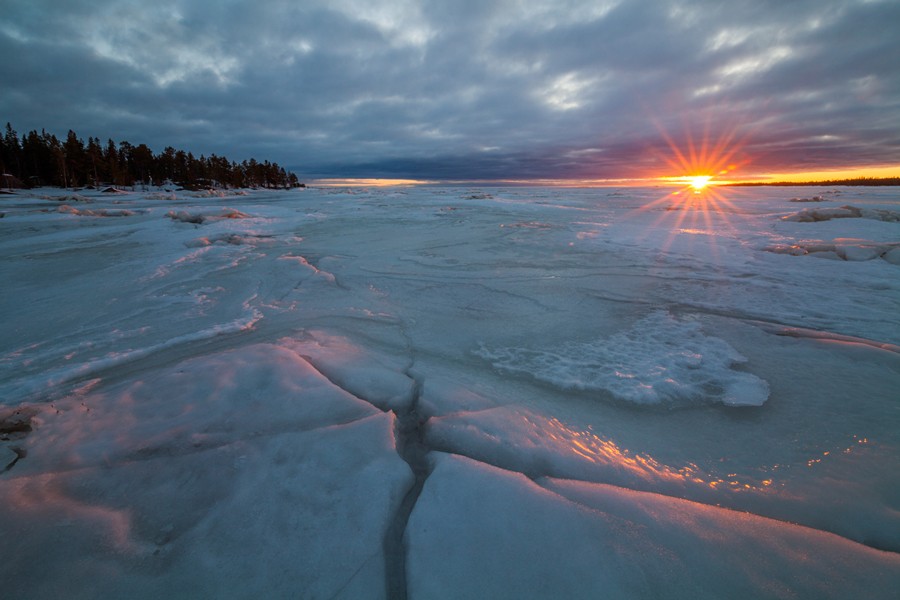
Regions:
[[476, 311, 769, 406]]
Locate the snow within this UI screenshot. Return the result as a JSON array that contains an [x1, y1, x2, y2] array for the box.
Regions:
[[2, 184, 899, 597]]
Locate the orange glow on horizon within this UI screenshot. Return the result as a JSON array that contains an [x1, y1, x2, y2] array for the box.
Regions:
[[739, 164, 900, 183], [309, 178, 428, 187]]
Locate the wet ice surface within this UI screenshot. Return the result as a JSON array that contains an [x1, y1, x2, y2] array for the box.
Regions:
[[1, 185, 899, 598]]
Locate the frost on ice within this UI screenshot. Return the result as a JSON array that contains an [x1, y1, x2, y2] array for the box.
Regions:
[[476, 311, 769, 406]]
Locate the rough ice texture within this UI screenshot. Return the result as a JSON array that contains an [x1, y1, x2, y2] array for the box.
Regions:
[[476, 311, 769, 406]]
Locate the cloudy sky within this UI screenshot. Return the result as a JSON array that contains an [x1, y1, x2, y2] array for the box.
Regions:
[[2, 0, 898, 182]]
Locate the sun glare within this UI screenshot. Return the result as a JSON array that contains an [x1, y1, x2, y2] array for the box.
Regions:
[[689, 175, 712, 191], [626, 122, 759, 263]]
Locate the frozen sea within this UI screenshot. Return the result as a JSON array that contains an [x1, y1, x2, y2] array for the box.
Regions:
[[1, 184, 899, 598]]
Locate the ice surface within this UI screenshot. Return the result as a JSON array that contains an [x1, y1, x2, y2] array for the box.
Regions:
[[407, 453, 900, 599], [1, 342, 411, 599], [2, 185, 899, 596]]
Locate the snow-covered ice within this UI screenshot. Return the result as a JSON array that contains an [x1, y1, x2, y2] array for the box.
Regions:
[[1, 184, 899, 597]]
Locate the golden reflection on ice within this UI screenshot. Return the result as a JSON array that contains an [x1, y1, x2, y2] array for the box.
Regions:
[[805, 435, 869, 468], [537, 414, 773, 494]]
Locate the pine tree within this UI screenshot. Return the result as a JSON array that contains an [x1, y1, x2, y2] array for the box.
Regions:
[[2, 123, 22, 182], [0, 122, 302, 190], [63, 130, 86, 187]]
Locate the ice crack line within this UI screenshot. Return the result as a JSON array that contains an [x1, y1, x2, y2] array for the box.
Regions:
[[384, 364, 430, 600]]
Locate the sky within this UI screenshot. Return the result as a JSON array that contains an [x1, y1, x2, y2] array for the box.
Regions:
[[2, 0, 899, 183]]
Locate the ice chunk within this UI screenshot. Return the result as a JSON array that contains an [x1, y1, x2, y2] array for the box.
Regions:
[[166, 208, 250, 224], [782, 206, 862, 222], [58, 204, 135, 217], [782, 205, 900, 222], [476, 311, 769, 406], [836, 240, 888, 262], [761, 237, 900, 262]]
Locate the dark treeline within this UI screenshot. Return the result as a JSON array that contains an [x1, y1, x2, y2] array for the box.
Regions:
[[0, 123, 302, 190], [728, 177, 900, 187]]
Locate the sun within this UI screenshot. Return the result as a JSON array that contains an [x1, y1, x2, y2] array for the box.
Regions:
[[689, 175, 712, 191]]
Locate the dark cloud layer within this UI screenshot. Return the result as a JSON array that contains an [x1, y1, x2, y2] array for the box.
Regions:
[[2, 0, 898, 181]]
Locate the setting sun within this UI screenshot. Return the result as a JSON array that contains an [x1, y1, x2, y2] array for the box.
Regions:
[[689, 175, 712, 191]]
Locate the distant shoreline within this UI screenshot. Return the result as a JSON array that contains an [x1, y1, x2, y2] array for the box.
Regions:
[[727, 177, 900, 187]]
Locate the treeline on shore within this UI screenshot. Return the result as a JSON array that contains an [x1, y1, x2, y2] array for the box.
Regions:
[[728, 177, 900, 187], [0, 123, 302, 190]]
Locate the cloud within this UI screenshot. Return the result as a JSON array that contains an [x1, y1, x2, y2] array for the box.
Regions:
[[1, 0, 898, 180]]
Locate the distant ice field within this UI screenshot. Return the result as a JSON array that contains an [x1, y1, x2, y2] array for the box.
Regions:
[[1, 185, 898, 598]]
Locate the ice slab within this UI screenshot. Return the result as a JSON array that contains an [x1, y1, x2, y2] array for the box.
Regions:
[[280, 331, 416, 411], [11, 342, 381, 475], [1, 413, 411, 599], [406, 453, 900, 599], [0, 339, 413, 598]]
